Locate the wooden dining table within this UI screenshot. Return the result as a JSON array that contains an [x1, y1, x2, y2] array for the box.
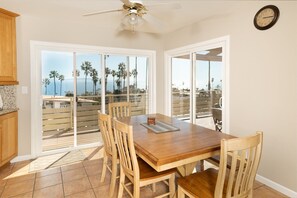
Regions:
[[117, 113, 234, 176]]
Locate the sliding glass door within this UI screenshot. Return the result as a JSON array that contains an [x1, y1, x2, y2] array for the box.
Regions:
[[42, 51, 76, 151], [168, 40, 227, 132], [36, 43, 154, 154], [194, 47, 223, 130], [75, 53, 102, 146], [41, 51, 102, 151], [105, 55, 149, 116], [171, 54, 191, 121]]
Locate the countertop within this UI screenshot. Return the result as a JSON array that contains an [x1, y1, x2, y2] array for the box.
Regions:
[[0, 108, 18, 116]]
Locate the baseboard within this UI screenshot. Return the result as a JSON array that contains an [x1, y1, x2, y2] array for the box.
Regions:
[[256, 174, 297, 198], [11, 154, 33, 163]]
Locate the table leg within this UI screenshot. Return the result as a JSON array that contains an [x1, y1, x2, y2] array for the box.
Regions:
[[177, 162, 198, 176]]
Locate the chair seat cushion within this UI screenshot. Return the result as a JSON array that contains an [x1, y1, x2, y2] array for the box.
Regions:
[[138, 158, 176, 180], [177, 168, 219, 198]]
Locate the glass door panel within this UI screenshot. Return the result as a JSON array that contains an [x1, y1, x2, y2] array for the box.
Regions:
[[195, 47, 223, 130], [105, 54, 149, 115], [41, 51, 74, 151], [105, 55, 129, 113], [171, 55, 191, 120], [128, 56, 149, 115], [76, 53, 102, 146]]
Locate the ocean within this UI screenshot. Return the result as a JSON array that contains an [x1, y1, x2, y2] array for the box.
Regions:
[[43, 78, 146, 96]]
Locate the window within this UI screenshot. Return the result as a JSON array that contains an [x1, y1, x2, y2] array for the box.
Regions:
[[31, 41, 156, 156]]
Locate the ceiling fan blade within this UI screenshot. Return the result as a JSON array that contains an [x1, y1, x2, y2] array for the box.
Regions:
[[146, 2, 181, 10], [121, 0, 134, 8], [83, 9, 123, 16], [142, 14, 166, 30]]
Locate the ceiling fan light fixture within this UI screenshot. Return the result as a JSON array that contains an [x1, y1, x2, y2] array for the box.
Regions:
[[129, 10, 138, 25], [122, 8, 144, 28]]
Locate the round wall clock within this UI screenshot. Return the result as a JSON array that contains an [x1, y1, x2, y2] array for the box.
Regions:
[[254, 5, 280, 30]]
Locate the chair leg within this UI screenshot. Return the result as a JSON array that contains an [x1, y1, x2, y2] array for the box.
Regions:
[[200, 160, 205, 171], [100, 153, 108, 183], [152, 183, 156, 192], [133, 182, 140, 198], [117, 167, 125, 198], [178, 185, 185, 198], [109, 158, 118, 197], [169, 173, 175, 198]]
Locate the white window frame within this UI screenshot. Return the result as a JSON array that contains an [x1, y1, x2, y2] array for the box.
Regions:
[[30, 41, 156, 158], [164, 36, 230, 133]]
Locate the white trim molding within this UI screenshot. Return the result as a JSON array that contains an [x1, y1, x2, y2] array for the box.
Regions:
[[256, 174, 297, 198]]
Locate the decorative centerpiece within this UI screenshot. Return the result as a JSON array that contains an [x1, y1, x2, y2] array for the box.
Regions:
[[147, 117, 156, 125]]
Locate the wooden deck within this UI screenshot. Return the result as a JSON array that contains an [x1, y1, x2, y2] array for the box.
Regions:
[[42, 116, 216, 151], [42, 129, 102, 151], [41, 92, 220, 151]]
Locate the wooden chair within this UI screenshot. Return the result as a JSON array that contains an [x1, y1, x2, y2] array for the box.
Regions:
[[98, 113, 119, 198], [200, 108, 221, 170], [212, 108, 222, 132], [113, 118, 176, 198], [108, 102, 131, 118], [178, 132, 263, 198]]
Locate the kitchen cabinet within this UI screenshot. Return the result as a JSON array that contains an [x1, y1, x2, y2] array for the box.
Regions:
[[0, 111, 18, 167], [0, 8, 19, 85]]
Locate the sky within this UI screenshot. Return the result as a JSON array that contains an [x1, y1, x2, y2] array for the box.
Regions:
[[41, 50, 222, 96], [41, 51, 148, 96], [172, 57, 222, 91]]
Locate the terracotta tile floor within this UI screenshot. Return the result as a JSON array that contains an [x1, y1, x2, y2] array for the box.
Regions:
[[0, 147, 288, 198]]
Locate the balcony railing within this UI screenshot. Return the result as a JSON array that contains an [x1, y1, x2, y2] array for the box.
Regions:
[[172, 90, 222, 119], [42, 93, 148, 134], [42, 90, 221, 135]]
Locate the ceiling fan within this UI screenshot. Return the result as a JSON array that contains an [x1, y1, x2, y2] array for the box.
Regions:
[[83, 0, 179, 32]]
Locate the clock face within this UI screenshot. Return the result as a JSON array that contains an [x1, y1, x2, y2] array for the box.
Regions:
[[254, 5, 279, 30]]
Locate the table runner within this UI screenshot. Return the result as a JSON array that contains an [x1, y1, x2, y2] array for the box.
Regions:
[[141, 121, 179, 133]]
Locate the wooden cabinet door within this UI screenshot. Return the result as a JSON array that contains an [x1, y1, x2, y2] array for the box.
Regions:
[[0, 9, 18, 84], [0, 112, 18, 166]]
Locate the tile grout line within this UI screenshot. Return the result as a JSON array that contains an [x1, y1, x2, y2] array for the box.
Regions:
[[60, 167, 66, 198], [84, 164, 97, 198], [31, 173, 36, 198]]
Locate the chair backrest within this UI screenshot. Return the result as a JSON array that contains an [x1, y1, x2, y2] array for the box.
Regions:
[[113, 118, 139, 181], [108, 102, 131, 118], [215, 132, 263, 198], [98, 112, 117, 157]]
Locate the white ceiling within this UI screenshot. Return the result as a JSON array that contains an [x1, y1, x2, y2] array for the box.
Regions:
[[0, 0, 259, 34]]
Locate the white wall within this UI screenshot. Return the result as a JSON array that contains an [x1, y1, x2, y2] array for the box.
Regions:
[[15, 15, 165, 156], [164, 1, 297, 193]]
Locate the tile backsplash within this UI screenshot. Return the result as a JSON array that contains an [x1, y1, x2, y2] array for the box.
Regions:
[[0, 86, 17, 109]]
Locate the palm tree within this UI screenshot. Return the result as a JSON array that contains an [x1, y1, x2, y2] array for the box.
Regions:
[[42, 78, 50, 95], [90, 68, 98, 94], [49, 70, 59, 96], [116, 78, 121, 90], [81, 61, 92, 95], [131, 68, 138, 90], [58, 74, 65, 96], [134, 57, 138, 89], [72, 69, 80, 77], [105, 67, 111, 92], [93, 77, 99, 94], [118, 62, 126, 91], [122, 70, 128, 91], [111, 70, 116, 93]]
